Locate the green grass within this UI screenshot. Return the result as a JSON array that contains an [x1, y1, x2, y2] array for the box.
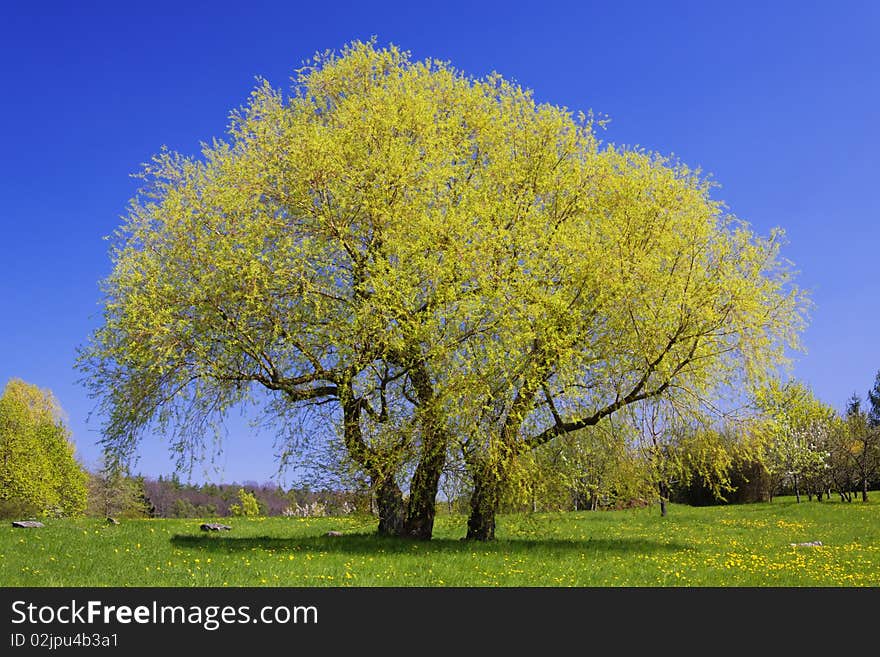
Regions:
[[2, 496, 878, 586]]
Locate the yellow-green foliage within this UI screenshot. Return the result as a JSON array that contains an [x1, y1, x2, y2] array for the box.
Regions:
[[229, 488, 261, 517], [0, 379, 88, 517], [751, 380, 836, 490], [78, 40, 809, 533], [674, 427, 742, 501], [505, 421, 652, 511], [87, 465, 152, 519]]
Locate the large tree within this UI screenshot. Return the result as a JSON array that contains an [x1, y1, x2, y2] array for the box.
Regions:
[[79, 40, 807, 540], [80, 41, 523, 538], [0, 378, 88, 517]]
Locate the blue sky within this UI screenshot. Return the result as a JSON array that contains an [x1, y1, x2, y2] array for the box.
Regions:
[[1, 1, 878, 485]]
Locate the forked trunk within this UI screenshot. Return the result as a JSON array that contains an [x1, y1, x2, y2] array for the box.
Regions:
[[342, 388, 405, 535], [401, 362, 449, 540]]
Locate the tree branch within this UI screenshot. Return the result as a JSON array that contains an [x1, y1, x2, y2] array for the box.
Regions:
[[524, 336, 699, 450]]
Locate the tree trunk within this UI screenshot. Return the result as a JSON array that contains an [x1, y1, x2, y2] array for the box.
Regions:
[[403, 441, 445, 540], [794, 474, 801, 503], [341, 386, 406, 536], [464, 365, 546, 540], [465, 464, 501, 541], [658, 481, 669, 517], [401, 362, 449, 540], [862, 478, 869, 503], [466, 497, 497, 541], [375, 477, 405, 537]]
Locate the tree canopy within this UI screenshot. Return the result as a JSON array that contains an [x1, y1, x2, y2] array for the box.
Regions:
[[78, 39, 809, 539]]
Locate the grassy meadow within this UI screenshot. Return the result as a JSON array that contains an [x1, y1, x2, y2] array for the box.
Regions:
[[2, 497, 878, 587]]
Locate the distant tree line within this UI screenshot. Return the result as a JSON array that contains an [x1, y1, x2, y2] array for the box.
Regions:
[[136, 474, 368, 518], [84, 467, 371, 519]]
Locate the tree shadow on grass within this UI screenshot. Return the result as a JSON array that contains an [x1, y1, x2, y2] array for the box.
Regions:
[[170, 532, 688, 556]]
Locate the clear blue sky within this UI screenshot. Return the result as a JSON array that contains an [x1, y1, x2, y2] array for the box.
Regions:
[[2, 1, 878, 485]]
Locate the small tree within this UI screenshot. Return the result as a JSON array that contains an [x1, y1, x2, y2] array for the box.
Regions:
[[229, 488, 261, 517], [753, 380, 833, 502], [87, 457, 152, 518], [522, 420, 650, 512], [867, 371, 880, 428], [842, 394, 880, 502], [0, 379, 88, 517], [675, 424, 751, 505]]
